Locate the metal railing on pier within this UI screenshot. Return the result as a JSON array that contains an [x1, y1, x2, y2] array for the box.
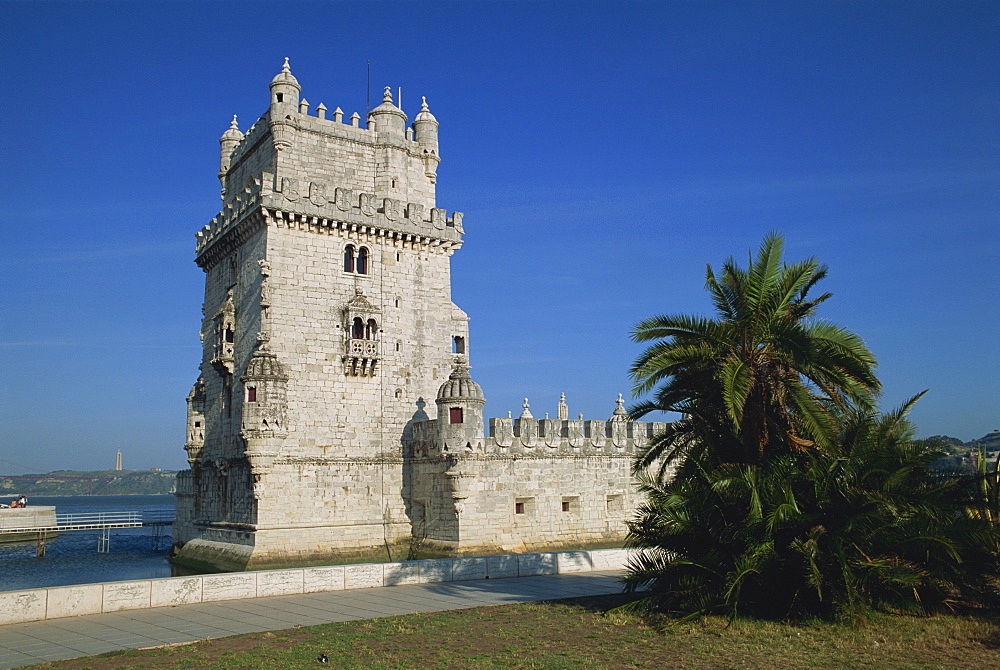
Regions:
[[0, 508, 176, 555]]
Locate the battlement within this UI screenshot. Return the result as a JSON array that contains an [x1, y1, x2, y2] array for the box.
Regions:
[[409, 415, 666, 457], [225, 100, 429, 171], [202, 60, 451, 267], [194, 172, 464, 262]]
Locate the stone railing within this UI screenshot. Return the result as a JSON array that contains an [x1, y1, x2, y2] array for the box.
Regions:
[[345, 338, 379, 358], [0, 548, 636, 625]]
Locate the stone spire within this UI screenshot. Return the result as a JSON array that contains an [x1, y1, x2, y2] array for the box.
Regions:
[[611, 393, 628, 421], [557, 392, 568, 421], [270, 57, 300, 89], [222, 115, 242, 141], [368, 84, 406, 137], [415, 96, 437, 123]]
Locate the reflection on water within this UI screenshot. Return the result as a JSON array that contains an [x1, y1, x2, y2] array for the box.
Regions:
[[0, 495, 200, 592]]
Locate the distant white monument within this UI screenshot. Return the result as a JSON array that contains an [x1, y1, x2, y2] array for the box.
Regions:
[[114, 450, 122, 471]]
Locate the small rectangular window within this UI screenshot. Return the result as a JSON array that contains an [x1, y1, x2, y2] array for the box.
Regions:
[[515, 497, 533, 517], [515, 502, 524, 515], [450, 407, 463, 424], [247, 387, 257, 403], [562, 496, 579, 513], [562, 501, 569, 512]]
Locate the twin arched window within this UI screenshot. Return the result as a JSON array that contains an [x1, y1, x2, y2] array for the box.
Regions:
[[351, 317, 379, 340], [344, 245, 369, 274]]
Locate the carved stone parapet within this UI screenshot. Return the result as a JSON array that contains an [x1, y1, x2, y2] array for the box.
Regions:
[[422, 150, 440, 182], [586, 420, 606, 448], [359, 192, 375, 216], [345, 338, 379, 358], [269, 115, 295, 151], [430, 207, 446, 230], [444, 464, 475, 499], [491, 417, 514, 447], [343, 338, 379, 376], [183, 442, 204, 468], [244, 446, 278, 476], [210, 355, 235, 376], [383, 198, 400, 221]]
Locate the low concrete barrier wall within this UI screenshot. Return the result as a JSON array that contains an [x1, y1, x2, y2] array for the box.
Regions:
[[0, 548, 633, 625], [0, 507, 57, 531]]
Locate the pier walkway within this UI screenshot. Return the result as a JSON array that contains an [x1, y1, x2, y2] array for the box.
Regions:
[[0, 509, 174, 554], [0, 570, 622, 669]]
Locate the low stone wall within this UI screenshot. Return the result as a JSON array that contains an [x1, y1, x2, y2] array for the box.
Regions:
[[0, 548, 632, 625], [0, 506, 58, 545]]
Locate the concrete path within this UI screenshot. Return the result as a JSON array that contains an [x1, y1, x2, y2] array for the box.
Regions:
[[0, 570, 623, 668]]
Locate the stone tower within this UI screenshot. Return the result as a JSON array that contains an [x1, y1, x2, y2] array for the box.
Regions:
[[173, 60, 472, 570], [174, 61, 656, 572]]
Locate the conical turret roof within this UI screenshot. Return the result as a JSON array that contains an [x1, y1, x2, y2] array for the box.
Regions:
[[221, 115, 243, 142], [437, 360, 484, 402], [270, 57, 300, 90], [369, 86, 406, 119], [414, 96, 437, 123]]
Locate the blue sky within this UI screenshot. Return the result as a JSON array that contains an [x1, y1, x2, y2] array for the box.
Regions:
[[1, 1, 996, 473]]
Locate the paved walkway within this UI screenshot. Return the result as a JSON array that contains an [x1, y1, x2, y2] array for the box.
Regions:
[[0, 570, 623, 668]]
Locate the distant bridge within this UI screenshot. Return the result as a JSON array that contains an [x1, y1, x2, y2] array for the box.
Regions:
[[0, 509, 175, 555]]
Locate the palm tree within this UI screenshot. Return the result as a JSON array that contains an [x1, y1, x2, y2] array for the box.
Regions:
[[630, 232, 880, 471], [623, 396, 1000, 620]]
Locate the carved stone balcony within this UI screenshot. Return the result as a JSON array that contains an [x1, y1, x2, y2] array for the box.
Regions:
[[344, 338, 379, 376], [346, 338, 379, 357]]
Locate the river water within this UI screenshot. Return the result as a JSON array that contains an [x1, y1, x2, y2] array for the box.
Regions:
[[0, 495, 190, 592]]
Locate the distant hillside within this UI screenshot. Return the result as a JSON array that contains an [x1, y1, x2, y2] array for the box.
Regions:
[[0, 470, 178, 497], [924, 430, 1000, 473]]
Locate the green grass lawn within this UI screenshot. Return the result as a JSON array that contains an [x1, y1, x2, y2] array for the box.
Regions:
[[30, 594, 1000, 669]]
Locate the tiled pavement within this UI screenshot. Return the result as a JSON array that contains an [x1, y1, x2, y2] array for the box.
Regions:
[[0, 570, 623, 668]]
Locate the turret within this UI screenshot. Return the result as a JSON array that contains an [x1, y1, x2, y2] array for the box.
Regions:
[[184, 378, 206, 467], [219, 115, 244, 193], [436, 359, 485, 451], [367, 86, 407, 138], [240, 347, 289, 498], [268, 57, 300, 151], [413, 96, 440, 182]]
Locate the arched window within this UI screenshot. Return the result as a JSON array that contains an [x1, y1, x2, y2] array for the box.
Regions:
[[343, 245, 355, 273], [365, 319, 378, 340], [356, 247, 369, 275], [351, 317, 365, 339]]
